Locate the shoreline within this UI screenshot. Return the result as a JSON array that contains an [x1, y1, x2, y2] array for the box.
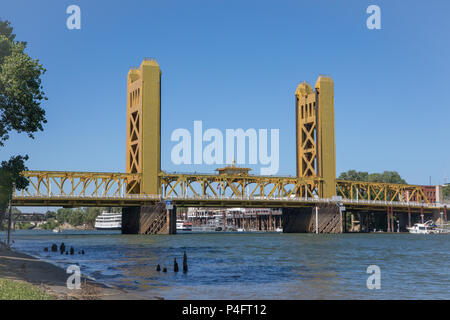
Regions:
[[0, 242, 140, 300]]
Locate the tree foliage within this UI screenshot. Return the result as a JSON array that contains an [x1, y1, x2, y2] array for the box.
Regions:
[[443, 185, 450, 200], [0, 155, 29, 212], [0, 20, 47, 215], [0, 21, 47, 146], [40, 207, 122, 229], [0, 18, 47, 220], [338, 170, 407, 184]]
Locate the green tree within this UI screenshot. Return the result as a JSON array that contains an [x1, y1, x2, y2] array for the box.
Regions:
[[0, 20, 47, 146], [0, 155, 29, 220], [0, 19, 47, 225], [443, 185, 450, 200], [338, 170, 369, 181], [338, 170, 407, 184]]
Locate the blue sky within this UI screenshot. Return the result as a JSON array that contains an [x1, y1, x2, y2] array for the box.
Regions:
[[1, 0, 450, 186]]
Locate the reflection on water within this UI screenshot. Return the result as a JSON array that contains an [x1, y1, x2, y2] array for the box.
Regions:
[[1, 230, 449, 299]]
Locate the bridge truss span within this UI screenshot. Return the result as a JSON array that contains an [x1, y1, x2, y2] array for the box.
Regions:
[[335, 179, 430, 203], [159, 172, 322, 199], [11, 171, 443, 213], [14, 171, 142, 198]]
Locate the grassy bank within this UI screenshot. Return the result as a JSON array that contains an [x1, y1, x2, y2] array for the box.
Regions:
[[0, 278, 54, 300]]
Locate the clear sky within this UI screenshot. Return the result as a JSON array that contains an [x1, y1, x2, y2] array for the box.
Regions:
[[1, 0, 450, 186]]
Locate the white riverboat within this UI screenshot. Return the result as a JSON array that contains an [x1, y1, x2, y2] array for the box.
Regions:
[[406, 220, 450, 234], [176, 220, 193, 231], [95, 212, 122, 230]]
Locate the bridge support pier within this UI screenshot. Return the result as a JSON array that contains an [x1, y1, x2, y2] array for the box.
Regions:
[[282, 204, 342, 233], [282, 207, 311, 233], [122, 202, 176, 235], [398, 212, 408, 232]]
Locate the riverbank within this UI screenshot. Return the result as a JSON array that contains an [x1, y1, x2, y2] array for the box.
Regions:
[[0, 242, 136, 300]]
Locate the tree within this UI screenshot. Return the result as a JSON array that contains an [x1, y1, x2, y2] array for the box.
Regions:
[[338, 170, 369, 182], [0, 19, 47, 146], [338, 170, 407, 184], [0, 155, 29, 219], [0, 18, 47, 227], [443, 185, 450, 200]]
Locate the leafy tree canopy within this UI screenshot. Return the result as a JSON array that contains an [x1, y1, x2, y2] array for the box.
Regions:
[[443, 185, 450, 200], [0, 155, 28, 212], [0, 18, 47, 218], [0, 21, 47, 146], [338, 170, 407, 184]]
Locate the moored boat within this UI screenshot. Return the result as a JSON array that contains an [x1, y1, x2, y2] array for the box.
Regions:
[[176, 220, 193, 231], [406, 220, 443, 234], [95, 212, 122, 230]]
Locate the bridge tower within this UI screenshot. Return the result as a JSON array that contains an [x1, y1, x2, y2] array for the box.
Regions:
[[123, 59, 176, 235], [295, 76, 336, 198], [126, 58, 161, 195]]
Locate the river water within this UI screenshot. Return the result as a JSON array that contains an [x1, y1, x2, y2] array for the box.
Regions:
[[1, 230, 449, 299]]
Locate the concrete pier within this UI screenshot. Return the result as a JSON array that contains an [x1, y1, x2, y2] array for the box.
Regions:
[[282, 203, 342, 233], [122, 202, 176, 234]]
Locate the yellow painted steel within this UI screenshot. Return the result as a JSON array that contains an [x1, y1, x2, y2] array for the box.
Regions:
[[13, 171, 430, 206], [295, 76, 336, 198], [10, 63, 435, 211], [159, 172, 322, 199], [126, 59, 161, 195], [315, 76, 336, 198], [14, 171, 141, 197], [295, 82, 317, 181], [335, 180, 429, 203]]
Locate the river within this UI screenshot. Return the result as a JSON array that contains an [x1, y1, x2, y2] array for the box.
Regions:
[[1, 230, 448, 299]]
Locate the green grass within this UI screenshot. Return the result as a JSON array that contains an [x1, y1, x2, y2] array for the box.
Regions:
[[0, 279, 55, 300]]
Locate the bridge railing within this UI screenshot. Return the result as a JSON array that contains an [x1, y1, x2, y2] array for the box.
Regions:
[[12, 171, 445, 208], [12, 191, 447, 209]]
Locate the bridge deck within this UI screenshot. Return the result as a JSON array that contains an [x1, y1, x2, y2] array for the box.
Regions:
[[12, 171, 446, 213], [11, 194, 446, 213]]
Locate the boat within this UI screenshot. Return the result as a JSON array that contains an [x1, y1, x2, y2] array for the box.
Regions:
[[407, 220, 439, 234], [52, 228, 61, 233], [236, 228, 245, 232], [176, 220, 193, 231], [275, 227, 283, 233], [95, 211, 122, 230]]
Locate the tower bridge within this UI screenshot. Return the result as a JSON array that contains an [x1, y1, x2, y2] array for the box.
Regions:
[[12, 58, 448, 234]]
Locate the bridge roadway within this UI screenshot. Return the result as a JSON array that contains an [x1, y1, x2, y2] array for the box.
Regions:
[[11, 170, 447, 214], [12, 193, 446, 214]]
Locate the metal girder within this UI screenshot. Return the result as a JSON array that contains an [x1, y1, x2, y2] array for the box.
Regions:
[[13, 171, 436, 208], [159, 172, 322, 199], [335, 180, 430, 204], [14, 171, 141, 197]]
